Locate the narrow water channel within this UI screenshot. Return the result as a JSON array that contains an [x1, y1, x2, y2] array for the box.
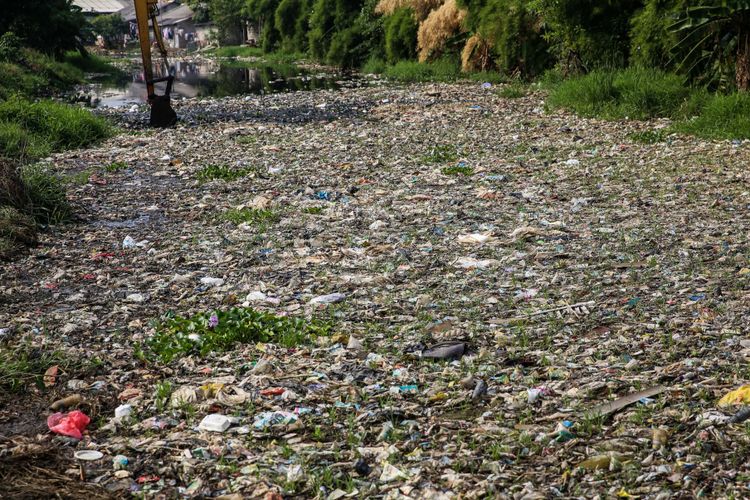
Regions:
[[88, 59, 362, 108]]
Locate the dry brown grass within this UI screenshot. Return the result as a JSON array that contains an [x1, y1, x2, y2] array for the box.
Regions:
[[461, 34, 493, 72], [417, 0, 466, 62], [375, 0, 443, 21]]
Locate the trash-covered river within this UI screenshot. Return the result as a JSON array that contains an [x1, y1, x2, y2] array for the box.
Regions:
[[87, 59, 362, 108]]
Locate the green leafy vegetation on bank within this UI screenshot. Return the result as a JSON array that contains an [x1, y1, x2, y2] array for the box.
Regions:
[[547, 67, 750, 140]]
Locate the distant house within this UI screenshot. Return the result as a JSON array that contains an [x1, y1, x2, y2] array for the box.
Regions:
[[119, 1, 213, 50], [73, 0, 124, 16]]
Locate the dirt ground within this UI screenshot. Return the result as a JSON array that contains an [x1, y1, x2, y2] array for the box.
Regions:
[[3, 82, 750, 498]]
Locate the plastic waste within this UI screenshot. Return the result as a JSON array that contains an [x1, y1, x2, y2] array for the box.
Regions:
[[122, 236, 136, 249], [472, 379, 488, 400], [115, 404, 133, 419], [113, 455, 129, 470], [253, 411, 298, 429], [47, 410, 90, 439], [309, 293, 346, 305], [50, 394, 83, 411], [421, 341, 466, 360], [718, 385, 750, 407], [199, 414, 232, 432], [74, 450, 103, 461]]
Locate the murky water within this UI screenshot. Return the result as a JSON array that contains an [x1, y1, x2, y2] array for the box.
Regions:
[[89, 60, 358, 108]]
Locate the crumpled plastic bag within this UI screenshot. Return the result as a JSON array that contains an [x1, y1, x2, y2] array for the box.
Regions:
[[718, 385, 750, 408], [47, 410, 90, 439]]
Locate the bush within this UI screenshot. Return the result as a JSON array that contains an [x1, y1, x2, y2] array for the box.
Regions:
[[0, 32, 22, 62], [88, 13, 127, 49], [384, 8, 418, 63], [547, 67, 693, 119], [362, 56, 387, 73]]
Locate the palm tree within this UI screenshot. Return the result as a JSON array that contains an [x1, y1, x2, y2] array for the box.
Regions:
[[671, 1, 750, 90]]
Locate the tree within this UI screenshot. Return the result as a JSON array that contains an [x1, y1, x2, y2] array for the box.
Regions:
[[384, 8, 418, 62], [528, 0, 644, 73], [671, 1, 750, 90], [245, 0, 282, 51], [458, 0, 550, 76], [0, 0, 87, 56], [211, 0, 246, 44], [89, 14, 127, 49], [274, 0, 311, 53]]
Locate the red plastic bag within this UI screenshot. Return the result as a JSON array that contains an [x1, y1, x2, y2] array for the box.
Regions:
[[47, 410, 90, 439]]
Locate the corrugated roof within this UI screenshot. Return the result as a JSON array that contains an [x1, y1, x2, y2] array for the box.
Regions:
[[73, 0, 124, 13]]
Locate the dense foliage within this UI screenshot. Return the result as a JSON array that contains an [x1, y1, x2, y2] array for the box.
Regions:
[[0, 0, 86, 56]]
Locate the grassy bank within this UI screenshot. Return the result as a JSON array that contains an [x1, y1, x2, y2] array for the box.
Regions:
[[212, 46, 306, 65], [546, 67, 750, 140], [0, 48, 117, 259]]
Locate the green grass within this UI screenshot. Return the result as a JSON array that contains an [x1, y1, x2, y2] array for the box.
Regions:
[[442, 164, 474, 176], [212, 46, 265, 58], [547, 67, 693, 120], [223, 208, 279, 226], [423, 144, 458, 164], [104, 161, 128, 172], [196, 164, 251, 182], [499, 83, 527, 99], [548, 67, 750, 140], [672, 92, 750, 140], [628, 129, 669, 144], [212, 46, 305, 65], [383, 59, 460, 82], [19, 163, 72, 224], [0, 343, 77, 392], [0, 97, 113, 160], [145, 307, 332, 362]]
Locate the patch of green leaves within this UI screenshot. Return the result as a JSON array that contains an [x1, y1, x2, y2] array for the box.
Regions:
[[223, 208, 279, 226], [104, 161, 128, 172], [423, 144, 458, 164], [145, 307, 332, 363], [442, 164, 474, 176], [628, 129, 668, 144], [0, 342, 77, 392], [196, 164, 251, 182]]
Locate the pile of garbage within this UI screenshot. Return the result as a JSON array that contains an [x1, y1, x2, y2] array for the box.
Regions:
[[3, 81, 750, 497]]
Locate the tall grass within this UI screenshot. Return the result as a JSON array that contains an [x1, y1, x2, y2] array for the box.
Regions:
[[547, 67, 692, 120], [383, 59, 460, 82], [673, 92, 750, 140], [0, 98, 113, 160]]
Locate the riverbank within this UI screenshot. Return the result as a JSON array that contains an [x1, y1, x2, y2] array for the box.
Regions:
[[2, 81, 750, 497]]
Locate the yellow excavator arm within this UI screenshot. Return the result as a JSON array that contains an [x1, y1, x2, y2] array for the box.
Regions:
[[134, 0, 177, 127]]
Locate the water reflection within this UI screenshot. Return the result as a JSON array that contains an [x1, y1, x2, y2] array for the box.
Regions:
[[93, 60, 350, 108]]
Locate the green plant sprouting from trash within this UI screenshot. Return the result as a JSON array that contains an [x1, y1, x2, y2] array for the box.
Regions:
[[422, 144, 458, 164], [196, 164, 252, 182], [145, 307, 332, 362]]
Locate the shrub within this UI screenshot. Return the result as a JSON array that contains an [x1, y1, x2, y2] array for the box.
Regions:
[[529, 0, 643, 73], [459, 0, 550, 76]]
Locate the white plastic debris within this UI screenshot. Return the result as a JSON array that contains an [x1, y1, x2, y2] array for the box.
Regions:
[[309, 293, 346, 304], [200, 277, 225, 287], [122, 236, 136, 249], [115, 404, 133, 419], [198, 414, 232, 433]]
